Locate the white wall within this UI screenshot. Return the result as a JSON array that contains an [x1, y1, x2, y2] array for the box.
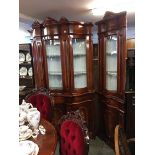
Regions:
[[19, 22, 32, 44], [92, 26, 135, 43], [127, 26, 135, 39]]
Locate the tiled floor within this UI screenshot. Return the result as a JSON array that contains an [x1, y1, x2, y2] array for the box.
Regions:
[[54, 136, 115, 155]]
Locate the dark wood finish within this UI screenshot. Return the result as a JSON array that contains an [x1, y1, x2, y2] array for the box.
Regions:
[[19, 43, 35, 87], [19, 43, 35, 104], [96, 11, 127, 146], [125, 46, 135, 139], [125, 92, 135, 139], [32, 22, 46, 88], [126, 48, 135, 91], [19, 88, 34, 105], [31, 118, 57, 155], [31, 17, 95, 137]]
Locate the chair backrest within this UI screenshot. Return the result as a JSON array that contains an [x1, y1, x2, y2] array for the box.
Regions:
[[25, 88, 52, 122], [114, 125, 132, 155], [59, 110, 89, 155]]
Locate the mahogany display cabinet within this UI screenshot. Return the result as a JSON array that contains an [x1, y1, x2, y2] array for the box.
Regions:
[[96, 11, 127, 145], [31, 17, 95, 137]]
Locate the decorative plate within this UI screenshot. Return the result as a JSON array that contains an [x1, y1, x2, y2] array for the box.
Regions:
[[20, 67, 27, 76], [28, 67, 33, 76], [19, 53, 25, 63], [26, 53, 32, 62], [19, 86, 26, 91]]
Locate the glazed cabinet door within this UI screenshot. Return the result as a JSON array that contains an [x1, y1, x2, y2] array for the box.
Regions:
[[71, 38, 88, 89], [44, 39, 63, 90], [103, 100, 125, 146], [105, 35, 118, 91]]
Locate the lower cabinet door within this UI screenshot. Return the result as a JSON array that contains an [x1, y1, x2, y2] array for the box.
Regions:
[[103, 100, 125, 147], [51, 104, 66, 131]]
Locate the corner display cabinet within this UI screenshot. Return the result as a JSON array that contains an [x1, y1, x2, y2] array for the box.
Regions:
[[96, 11, 127, 145], [31, 17, 95, 137]]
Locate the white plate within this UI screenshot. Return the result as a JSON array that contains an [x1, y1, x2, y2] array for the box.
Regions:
[[19, 85, 26, 91], [28, 67, 33, 76], [19, 140, 39, 155], [20, 67, 27, 76], [19, 129, 32, 141], [19, 53, 25, 63], [26, 53, 32, 62]]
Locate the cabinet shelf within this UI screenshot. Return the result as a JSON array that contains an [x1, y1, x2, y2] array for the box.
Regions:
[[19, 62, 32, 65], [106, 71, 117, 77], [19, 50, 30, 53], [106, 51, 117, 56], [74, 71, 86, 75], [19, 75, 33, 79], [48, 72, 62, 76], [46, 55, 61, 58], [73, 53, 86, 56]]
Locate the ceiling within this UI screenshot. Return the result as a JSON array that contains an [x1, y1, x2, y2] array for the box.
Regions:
[[19, 0, 135, 30]]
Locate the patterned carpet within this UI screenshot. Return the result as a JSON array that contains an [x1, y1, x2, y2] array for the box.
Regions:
[[54, 136, 115, 155]]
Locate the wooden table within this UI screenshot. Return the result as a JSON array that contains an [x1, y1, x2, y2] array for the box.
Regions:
[[31, 119, 58, 155]]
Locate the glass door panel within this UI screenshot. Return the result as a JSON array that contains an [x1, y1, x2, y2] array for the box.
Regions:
[[72, 38, 87, 88], [45, 39, 62, 89], [105, 35, 117, 91]]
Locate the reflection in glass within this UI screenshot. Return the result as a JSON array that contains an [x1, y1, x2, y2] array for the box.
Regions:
[[72, 39, 87, 88], [45, 39, 62, 89], [105, 35, 117, 91]]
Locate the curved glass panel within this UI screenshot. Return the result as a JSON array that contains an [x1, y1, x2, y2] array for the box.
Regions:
[[72, 38, 87, 88], [45, 39, 62, 89], [105, 35, 117, 91]]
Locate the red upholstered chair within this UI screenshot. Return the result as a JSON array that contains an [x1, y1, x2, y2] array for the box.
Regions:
[[25, 88, 52, 122], [58, 110, 89, 155]]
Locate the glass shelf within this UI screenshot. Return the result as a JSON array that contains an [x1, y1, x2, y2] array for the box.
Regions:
[[106, 51, 117, 56], [48, 72, 62, 75], [106, 71, 117, 77], [46, 54, 61, 58], [74, 71, 87, 75], [73, 53, 86, 56]]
